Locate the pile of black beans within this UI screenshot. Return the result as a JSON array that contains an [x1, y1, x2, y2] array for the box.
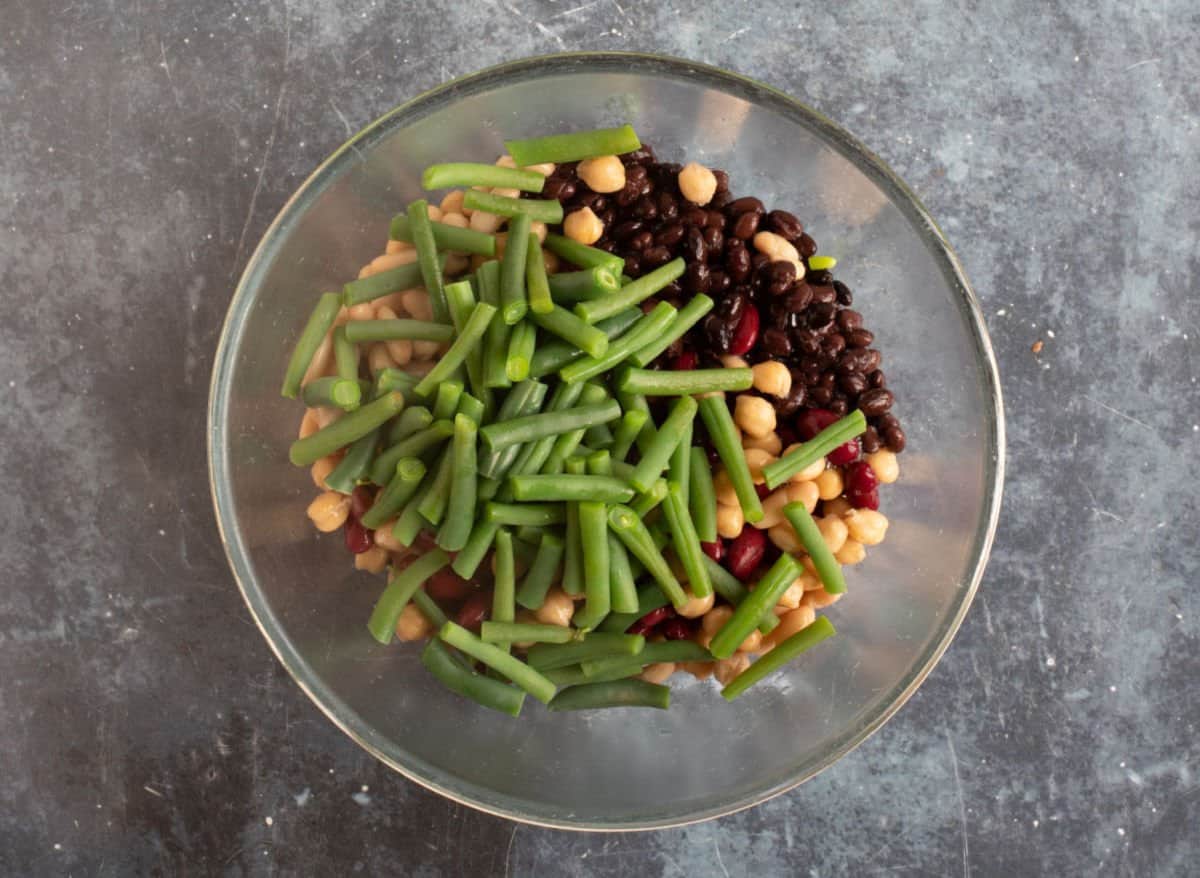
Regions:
[[540, 146, 905, 454]]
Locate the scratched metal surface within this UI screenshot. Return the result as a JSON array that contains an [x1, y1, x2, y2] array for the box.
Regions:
[[1, 1, 1197, 875]]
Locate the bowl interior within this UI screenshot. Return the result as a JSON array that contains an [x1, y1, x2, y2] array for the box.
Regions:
[[210, 54, 1002, 829]]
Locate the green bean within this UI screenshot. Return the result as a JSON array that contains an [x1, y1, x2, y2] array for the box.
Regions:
[[484, 502, 566, 527], [301, 376, 363, 410], [461, 190, 563, 224], [629, 479, 668, 517], [783, 502, 848, 595], [709, 554, 803, 659], [662, 481, 712, 598], [514, 532, 566, 610], [438, 622, 557, 704], [289, 392, 403, 466], [480, 399, 620, 452], [596, 585, 671, 633], [421, 639, 525, 716], [514, 524, 547, 546], [559, 302, 677, 384], [607, 533, 639, 614], [607, 505, 687, 609], [452, 518, 499, 579], [526, 632, 645, 671], [443, 280, 491, 409], [417, 449, 454, 526], [505, 320, 536, 382], [412, 588, 449, 629], [413, 302, 497, 397], [508, 382, 586, 477], [669, 419, 693, 510], [389, 213, 497, 255], [524, 233, 554, 315], [505, 124, 641, 166], [366, 549, 450, 644], [368, 419, 453, 485], [421, 161, 546, 192], [572, 501, 610, 630], [548, 679, 669, 711], [407, 199, 450, 323], [376, 367, 421, 401], [628, 396, 696, 492], [332, 325, 359, 382], [391, 481, 432, 547], [616, 390, 657, 453], [508, 475, 634, 504], [386, 405, 433, 445], [762, 410, 868, 489], [281, 292, 341, 398], [628, 294, 715, 367], [546, 267, 621, 304], [433, 415, 478, 551], [431, 379, 464, 420], [477, 379, 548, 479], [500, 213, 532, 324], [342, 319, 454, 344], [477, 260, 512, 389], [538, 384, 610, 474], [574, 258, 686, 324], [324, 430, 379, 494], [582, 640, 711, 678], [561, 457, 586, 596], [679, 450, 715, 547], [529, 309, 640, 377], [482, 621, 575, 645], [530, 306, 609, 359], [491, 529, 516, 628], [609, 410, 648, 463], [543, 232, 624, 276], [698, 395, 764, 524], [721, 617, 837, 701], [360, 458, 426, 528], [342, 260, 432, 307], [583, 421, 614, 450], [617, 366, 754, 396]]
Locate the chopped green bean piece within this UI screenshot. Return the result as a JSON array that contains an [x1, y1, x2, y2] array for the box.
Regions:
[[505, 125, 641, 166], [389, 214, 497, 255], [548, 679, 669, 711], [282, 292, 341, 398], [421, 639, 525, 716], [367, 549, 450, 644], [721, 617, 837, 701], [462, 190, 564, 224], [574, 258, 686, 324], [421, 162, 546, 193], [289, 392, 405, 466]]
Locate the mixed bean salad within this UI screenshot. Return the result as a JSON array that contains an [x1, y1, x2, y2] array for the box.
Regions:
[[283, 124, 903, 715]]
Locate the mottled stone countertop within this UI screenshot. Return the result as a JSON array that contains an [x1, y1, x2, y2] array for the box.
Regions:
[[2, 1, 1197, 875]]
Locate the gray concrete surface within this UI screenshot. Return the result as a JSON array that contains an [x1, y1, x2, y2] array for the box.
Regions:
[[1, 1, 1197, 875]]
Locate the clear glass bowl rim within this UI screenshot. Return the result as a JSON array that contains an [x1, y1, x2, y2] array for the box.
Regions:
[[207, 51, 1006, 831]]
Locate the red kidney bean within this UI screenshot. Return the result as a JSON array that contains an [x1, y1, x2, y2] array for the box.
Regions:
[[728, 306, 760, 355], [701, 540, 724, 562], [795, 407, 838, 440], [350, 485, 374, 520], [672, 351, 698, 370], [454, 590, 491, 632], [428, 569, 473, 602], [627, 605, 676, 636], [343, 519, 373, 554], [827, 436, 861, 466], [661, 618, 695, 641], [844, 460, 878, 494], [726, 527, 766, 581]]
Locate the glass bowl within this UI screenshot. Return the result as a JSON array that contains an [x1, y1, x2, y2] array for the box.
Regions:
[[208, 52, 1004, 830]]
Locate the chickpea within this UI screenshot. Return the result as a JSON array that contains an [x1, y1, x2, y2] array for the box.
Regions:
[[752, 230, 801, 264], [823, 496, 853, 517], [720, 354, 749, 369], [765, 605, 816, 650], [716, 502, 745, 539], [713, 469, 739, 507], [440, 211, 469, 229], [385, 239, 413, 255], [395, 602, 432, 642], [755, 487, 792, 530], [786, 480, 819, 513], [301, 331, 335, 385], [677, 589, 715, 619], [444, 253, 469, 276], [314, 405, 342, 429], [368, 343, 397, 374], [815, 467, 844, 501], [523, 162, 556, 177], [743, 431, 783, 455], [679, 660, 715, 681], [768, 521, 802, 553], [307, 491, 351, 532], [542, 249, 561, 274], [490, 187, 520, 200], [367, 250, 418, 275], [355, 546, 389, 574], [374, 304, 399, 322], [751, 360, 791, 397], [796, 571, 824, 591], [866, 449, 900, 484], [714, 653, 751, 685], [511, 609, 540, 649], [400, 289, 433, 321], [310, 455, 338, 489], [804, 588, 842, 610], [298, 408, 320, 440], [439, 189, 466, 215], [734, 395, 777, 440], [372, 520, 404, 552], [563, 207, 604, 244], [835, 538, 866, 565], [412, 340, 442, 359], [640, 662, 676, 685], [816, 515, 849, 554], [576, 155, 625, 193], [347, 302, 375, 322], [781, 448, 826, 483], [387, 338, 414, 366], [469, 209, 504, 234], [677, 162, 718, 205], [425, 204, 444, 222], [777, 578, 806, 610], [744, 447, 776, 484], [495, 154, 517, 168], [736, 628, 763, 654], [844, 509, 889, 545], [530, 220, 548, 244], [701, 605, 734, 637], [535, 588, 575, 627]]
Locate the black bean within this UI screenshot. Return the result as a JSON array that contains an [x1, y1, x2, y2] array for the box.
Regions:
[[684, 262, 711, 294], [876, 413, 900, 433], [542, 177, 574, 201], [703, 313, 734, 353], [642, 246, 672, 269], [615, 185, 640, 207], [633, 195, 658, 221], [705, 210, 725, 231], [869, 369, 887, 389], [807, 268, 833, 286], [726, 196, 765, 216], [822, 333, 846, 358], [862, 349, 882, 372], [661, 281, 683, 299], [598, 207, 616, 227], [657, 191, 679, 221], [724, 240, 751, 281], [621, 146, 656, 165], [623, 253, 642, 276], [775, 377, 807, 415], [716, 289, 748, 323], [883, 425, 906, 452], [762, 328, 792, 357], [654, 222, 685, 248], [861, 427, 882, 454], [794, 330, 823, 357], [797, 233, 817, 258], [765, 260, 797, 296], [858, 388, 894, 417], [629, 230, 653, 251], [613, 219, 645, 241], [710, 190, 731, 209], [684, 226, 708, 263], [708, 269, 731, 294], [809, 284, 836, 305], [836, 309, 863, 332], [702, 226, 724, 255], [766, 209, 803, 240], [750, 252, 769, 272], [833, 280, 853, 305], [810, 386, 833, 406], [807, 302, 836, 330], [829, 398, 849, 416], [845, 328, 874, 348], [713, 169, 730, 192], [681, 206, 708, 227], [626, 163, 648, 183], [839, 372, 869, 396], [730, 210, 760, 240], [785, 283, 813, 312], [836, 348, 872, 374]]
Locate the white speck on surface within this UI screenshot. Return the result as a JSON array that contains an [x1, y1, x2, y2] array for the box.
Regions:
[[1046, 656, 1056, 667], [265, 816, 273, 826], [1118, 827, 1126, 837], [53, 844, 62, 851], [294, 788, 311, 806], [1110, 686, 1118, 692], [352, 791, 371, 806]]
